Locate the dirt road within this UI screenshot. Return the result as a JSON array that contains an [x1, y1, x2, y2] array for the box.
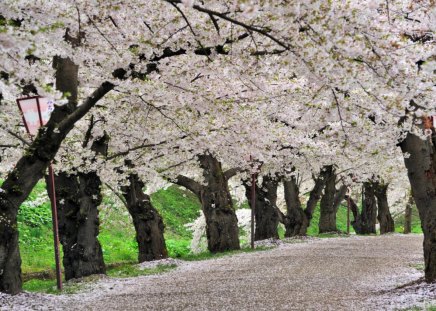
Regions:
[[2, 234, 435, 310]]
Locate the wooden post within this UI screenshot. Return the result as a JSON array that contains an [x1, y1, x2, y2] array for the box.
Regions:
[[48, 164, 63, 291], [347, 188, 351, 235], [250, 167, 256, 249]]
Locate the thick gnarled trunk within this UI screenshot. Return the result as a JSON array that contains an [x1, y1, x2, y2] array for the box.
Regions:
[[352, 183, 377, 234], [51, 133, 110, 280], [52, 172, 106, 280], [374, 183, 394, 234], [175, 154, 239, 253], [400, 129, 436, 282], [199, 155, 239, 253], [283, 169, 328, 237], [0, 58, 79, 294], [244, 175, 279, 240], [283, 177, 307, 237], [122, 173, 168, 262], [0, 56, 112, 293], [319, 166, 337, 233]]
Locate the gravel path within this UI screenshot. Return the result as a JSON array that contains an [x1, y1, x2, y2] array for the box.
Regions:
[[2, 234, 436, 310]]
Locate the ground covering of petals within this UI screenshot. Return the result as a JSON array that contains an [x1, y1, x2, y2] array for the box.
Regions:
[[1, 234, 433, 311]]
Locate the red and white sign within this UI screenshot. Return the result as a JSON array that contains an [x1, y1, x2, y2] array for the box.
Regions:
[[16, 96, 55, 135]]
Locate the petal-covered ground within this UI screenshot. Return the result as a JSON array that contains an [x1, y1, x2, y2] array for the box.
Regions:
[[2, 234, 435, 310]]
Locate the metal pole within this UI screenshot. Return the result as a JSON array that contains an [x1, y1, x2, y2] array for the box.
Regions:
[[48, 164, 62, 291], [250, 170, 256, 249], [346, 188, 351, 235], [17, 97, 62, 290], [36, 98, 62, 291]]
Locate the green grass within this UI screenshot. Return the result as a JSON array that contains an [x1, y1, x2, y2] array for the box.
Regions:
[[23, 263, 177, 294], [23, 278, 90, 295], [393, 205, 423, 234], [17, 182, 202, 276], [306, 204, 355, 236], [151, 186, 201, 239], [107, 263, 177, 278]]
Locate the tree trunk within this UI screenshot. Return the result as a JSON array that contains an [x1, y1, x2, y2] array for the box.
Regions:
[[121, 172, 168, 262], [283, 177, 307, 237], [49, 132, 111, 280], [375, 182, 395, 234], [319, 166, 338, 233], [244, 175, 279, 240], [50, 172, 106, 280], [352, 183, 377, 234], [400, 128, 436, 282], [282, 168, 329, 237], [0, 56, 112, 293], [199, 155, 240, 253], [174, 155, 240, 253], [404, 192, 413, 234]]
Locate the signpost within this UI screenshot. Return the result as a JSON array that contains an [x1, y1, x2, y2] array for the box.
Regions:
[[16, 96, 62, 291]]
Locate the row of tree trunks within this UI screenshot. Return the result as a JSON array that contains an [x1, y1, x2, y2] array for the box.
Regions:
[[175, 154, 240, 253], [244, 175, 280, 241], [121, 171, 168, 262], [282, 168, 329, 237]]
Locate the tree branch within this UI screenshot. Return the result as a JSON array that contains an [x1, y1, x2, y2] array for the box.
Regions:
[[164, 0, 295, 52], [173, 175, 202, 197], [58, 81, 114, 133], [224, 167, 242, 180]]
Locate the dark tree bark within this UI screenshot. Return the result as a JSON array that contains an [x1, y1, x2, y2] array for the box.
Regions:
[[282, 176, 307, 237], [49, 133, 110, 280], [175, 154, 240, 253], [282, 168, 329, 237], [50, 171, 106, 280], [121, 171, 168, 262], [346, 195, 360, 222], [400, 127, 436, 282], [244, 175, 279, 241], [374, 182, 395, 234], [0, 56, 113, 294], [404, 192, 414, 234], [319, 166, 338, 233], [352, 183, 377, 234]]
